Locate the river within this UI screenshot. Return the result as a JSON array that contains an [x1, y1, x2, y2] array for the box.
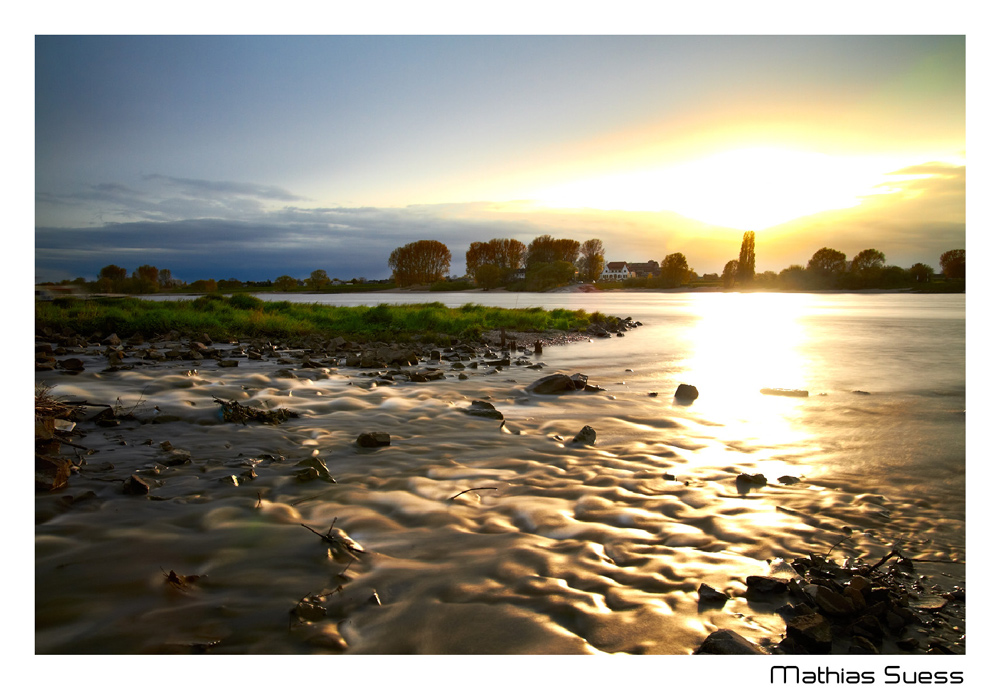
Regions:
[[35, 291, 965, 655]]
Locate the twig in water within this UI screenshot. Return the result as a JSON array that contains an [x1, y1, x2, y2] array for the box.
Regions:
[[825, 533, 854, 558], [448, 486, 499, 501], [256, 491, 262, 508]]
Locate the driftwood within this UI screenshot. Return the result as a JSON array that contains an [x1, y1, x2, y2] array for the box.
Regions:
[[213, 397, 298, 424], [448, 486, 499, 501]]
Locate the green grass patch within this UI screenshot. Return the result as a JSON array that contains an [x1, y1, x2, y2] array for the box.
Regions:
[[36, 297, 612, 342]]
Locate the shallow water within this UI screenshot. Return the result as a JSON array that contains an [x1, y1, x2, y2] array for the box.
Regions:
[[36, 292, 965, 654]]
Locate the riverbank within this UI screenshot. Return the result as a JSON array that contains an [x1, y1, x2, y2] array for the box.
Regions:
[[35, 295, 623, 344]]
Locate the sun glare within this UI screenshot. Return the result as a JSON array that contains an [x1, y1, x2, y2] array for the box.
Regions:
[[534, 147, 896, 231]]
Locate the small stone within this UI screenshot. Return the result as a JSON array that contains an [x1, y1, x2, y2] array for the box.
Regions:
[[787, 612, 833, 653], [571, 425, 597, 445], [745, 575, 788, 599], [815, 585, 856, 617], [218, 359, 239, 367], [465, 401, 504, 420], [737, 473, 767, 486], [674, 383, 699, 401], [698, 583, 730, 605], [162, 449, 192, 466], [695, 629, 766, 655], [123, 474, 150, 495], [357, 432, 391, 448]]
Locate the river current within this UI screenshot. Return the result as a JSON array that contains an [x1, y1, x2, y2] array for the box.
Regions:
[[35, 291, 966, 655]]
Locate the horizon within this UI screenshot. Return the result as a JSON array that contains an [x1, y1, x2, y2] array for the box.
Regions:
[[34, 35, 965, 283]]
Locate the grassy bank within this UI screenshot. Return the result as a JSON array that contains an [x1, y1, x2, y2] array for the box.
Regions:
[[36, 295, 611, 343]]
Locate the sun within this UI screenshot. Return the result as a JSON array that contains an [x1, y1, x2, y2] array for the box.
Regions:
[[534, 147, 889, 231]]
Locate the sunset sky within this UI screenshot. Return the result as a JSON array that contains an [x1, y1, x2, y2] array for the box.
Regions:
[[34, 33, 965, 282]]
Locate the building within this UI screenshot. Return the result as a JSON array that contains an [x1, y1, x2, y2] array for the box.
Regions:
[[628, 260, 660, 279], [600, 261, 634, 281]]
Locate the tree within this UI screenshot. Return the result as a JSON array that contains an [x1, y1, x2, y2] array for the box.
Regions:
[[721, 259, 739, 289], [939, 249, 965, 279], [526, 235, 580, 267], [97, 264, 127, 293], [660, 252, 692, 287], [189, 279, 218, 293], [307, 269, 332, 290], [807, 247, 847, 285], [909, 263, 934, 284], [466, 238, 526, 286], [474, 264, 504, 290], [132, 264, 160, 293], [524, 260, 576, 291], [578, 239, 605, 283], [158, 268, 173, 288], [736, 231, 756, 285], [274, 275, 298, 291], [850, 249, 886, 274], [388, 240, 451, 287], [778, 265, 809, 290]]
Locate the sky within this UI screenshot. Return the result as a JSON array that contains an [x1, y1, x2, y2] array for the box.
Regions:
[[33, 32, 966, 283]]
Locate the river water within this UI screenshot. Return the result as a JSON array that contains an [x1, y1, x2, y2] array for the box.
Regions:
[[35, 291, 965, 655]]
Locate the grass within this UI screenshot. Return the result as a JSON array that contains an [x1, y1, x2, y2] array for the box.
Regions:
[[36, 296, 611, 343]]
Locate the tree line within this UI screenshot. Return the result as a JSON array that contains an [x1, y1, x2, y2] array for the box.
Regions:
[[716, 238, 965, 290], [45, 239, 964, 295]]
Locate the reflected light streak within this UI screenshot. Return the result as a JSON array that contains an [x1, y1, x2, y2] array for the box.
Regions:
[[679, 294, 812, 449]]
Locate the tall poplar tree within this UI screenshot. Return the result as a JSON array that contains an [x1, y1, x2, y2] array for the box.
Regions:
[[736, 231, 755, 284]]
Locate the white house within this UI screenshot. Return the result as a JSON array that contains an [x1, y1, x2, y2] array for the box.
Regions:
[[600, 261, 633, 281]]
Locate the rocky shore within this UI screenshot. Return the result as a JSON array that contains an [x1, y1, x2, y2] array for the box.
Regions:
[[34, 314, 643, 492]]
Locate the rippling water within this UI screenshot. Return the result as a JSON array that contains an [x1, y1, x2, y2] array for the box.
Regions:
[[36, 292, 965, 654]]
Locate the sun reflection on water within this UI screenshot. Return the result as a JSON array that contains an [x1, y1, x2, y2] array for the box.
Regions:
[[679, 293, 813, 450]]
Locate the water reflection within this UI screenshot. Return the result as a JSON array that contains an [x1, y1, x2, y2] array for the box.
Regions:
[[683, 294, 812, 452]]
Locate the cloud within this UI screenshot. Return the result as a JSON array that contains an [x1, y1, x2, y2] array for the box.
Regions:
[[142, 175, 306, 202]]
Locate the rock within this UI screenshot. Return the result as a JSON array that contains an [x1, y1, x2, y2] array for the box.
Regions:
[[777, 475, 800, 484], [745, 575, 788, 599], [526, 373, 580, 394], [698, 583, 730, 605], [465, 401, 504, 420], [123, 474, 150, 495], [102, 333, 122, 346], [58, 357, 85, 371], [694, 629, 766, 655], [569, 373, 588, 390], [737, 473, 767, 486], [35, 455, 72, 491], [161, 449, 192, 466], [674, 383, 699, 401], [815, 585, 857, 617], [848, 636, 880, 654], [357, 432, 391, 448], [295, 456, 336, 482], [786, 612, 833, 653], [218, 359, 239, 367], [571, 425, 597, 445]]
